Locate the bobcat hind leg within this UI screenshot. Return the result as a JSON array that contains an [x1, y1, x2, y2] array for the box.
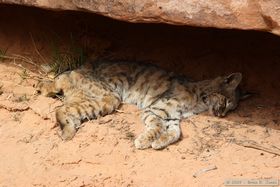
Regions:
[[56, 94, 121, 140]]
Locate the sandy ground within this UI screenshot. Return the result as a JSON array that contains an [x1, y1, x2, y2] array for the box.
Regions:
[[0, 5, 280, 187], [0, 62, 279, 187]]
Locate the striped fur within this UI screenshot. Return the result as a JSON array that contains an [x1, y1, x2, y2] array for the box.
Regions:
[[37, 61, 243, 149]]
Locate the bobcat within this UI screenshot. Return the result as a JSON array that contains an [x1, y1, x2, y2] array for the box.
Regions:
[[36, 61, 246, 150]]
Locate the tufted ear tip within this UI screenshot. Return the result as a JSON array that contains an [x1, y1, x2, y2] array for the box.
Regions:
[[224, 72, 242, 89], [226, 72, 242, 81], [239, 90, 255, 100]]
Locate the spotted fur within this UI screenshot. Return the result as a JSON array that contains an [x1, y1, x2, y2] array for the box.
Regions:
[[37, 61, 244, 149]]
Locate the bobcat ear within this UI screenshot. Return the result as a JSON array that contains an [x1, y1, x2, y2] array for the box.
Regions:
[[224, 72, 242, 89]]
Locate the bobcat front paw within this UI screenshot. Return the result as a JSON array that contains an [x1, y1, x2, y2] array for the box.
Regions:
[[151, 140, 166, 150], [134, 134, 152, 149], [151, 133, 170, 150], [151, 131, 180, 150], [60, 125, 77, 141]]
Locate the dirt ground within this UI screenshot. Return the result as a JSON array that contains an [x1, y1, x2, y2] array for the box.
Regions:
[[0, 61, 280, 187], [0, 4, 280, 187]]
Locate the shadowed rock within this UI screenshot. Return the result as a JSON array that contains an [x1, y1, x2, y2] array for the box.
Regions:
[[0, 0, 280, 36]]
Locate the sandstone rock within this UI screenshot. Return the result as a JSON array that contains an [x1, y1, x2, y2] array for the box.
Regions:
[[1, 0, 280, 36]]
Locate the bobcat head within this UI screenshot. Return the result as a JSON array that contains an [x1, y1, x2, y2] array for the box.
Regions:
[[202, 73, 250, 117]]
